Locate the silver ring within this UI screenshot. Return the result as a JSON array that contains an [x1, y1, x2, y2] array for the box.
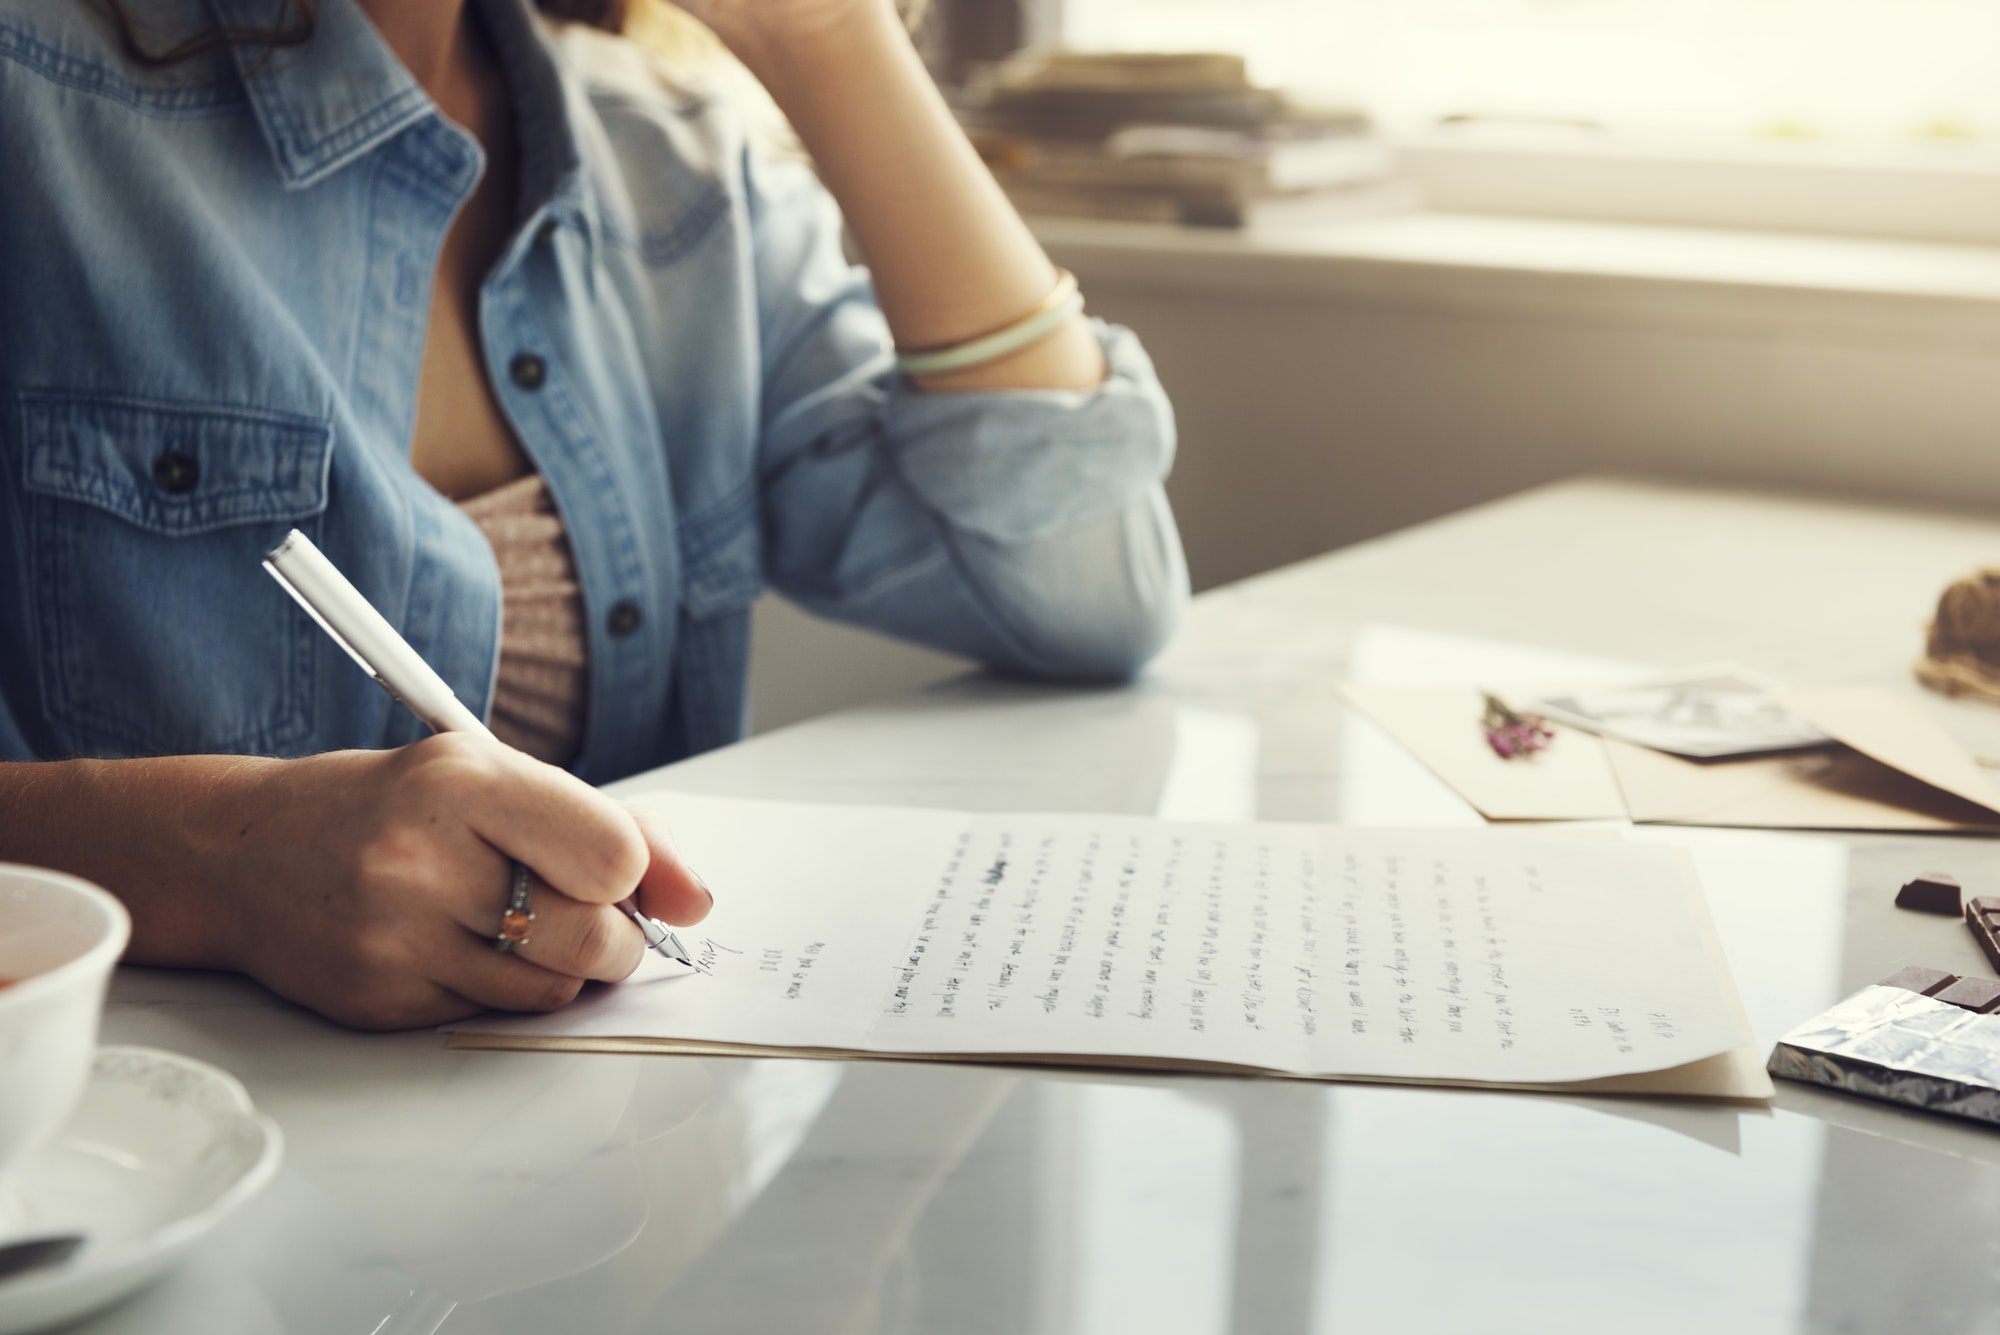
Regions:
[[493, 862, 535, 952]]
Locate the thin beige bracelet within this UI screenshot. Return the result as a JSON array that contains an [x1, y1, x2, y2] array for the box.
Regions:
[[894, 269, 1084, 378]]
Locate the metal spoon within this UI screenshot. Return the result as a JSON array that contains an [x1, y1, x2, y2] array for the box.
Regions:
[[0, 1234, 83, 1282]]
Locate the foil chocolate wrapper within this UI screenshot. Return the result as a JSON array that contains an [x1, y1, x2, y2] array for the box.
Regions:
[[1768, 985, 2000, 1127]]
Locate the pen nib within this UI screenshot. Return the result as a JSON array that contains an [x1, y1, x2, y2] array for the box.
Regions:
[[641, 916, 694, 967]]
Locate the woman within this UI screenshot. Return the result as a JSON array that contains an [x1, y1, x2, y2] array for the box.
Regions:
[[0, 0, 1186, 1027]]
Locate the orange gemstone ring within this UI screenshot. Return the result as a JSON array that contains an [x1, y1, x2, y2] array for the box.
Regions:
[[493, 862, 535, 953]]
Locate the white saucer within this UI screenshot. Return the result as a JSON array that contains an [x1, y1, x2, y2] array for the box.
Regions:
[[0, 1046, 282, 1334]]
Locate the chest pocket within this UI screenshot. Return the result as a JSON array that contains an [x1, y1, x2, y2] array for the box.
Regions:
[[18, 391, 332, 758], [673, 488, 763, 757]]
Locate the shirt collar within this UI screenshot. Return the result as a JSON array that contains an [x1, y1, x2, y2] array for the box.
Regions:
[[475, 0, 604, 267], [206, 0, 604, 260], [207, 0, 431, 189]]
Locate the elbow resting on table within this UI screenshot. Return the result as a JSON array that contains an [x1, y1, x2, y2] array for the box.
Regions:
[[997, 500, 1191, 684], [1021, 588, 1185, 683]]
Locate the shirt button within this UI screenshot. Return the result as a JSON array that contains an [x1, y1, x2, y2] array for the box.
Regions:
[[151, 449, 199, 495], [606, 600, 643, 638], [509, 353, 547, 390]]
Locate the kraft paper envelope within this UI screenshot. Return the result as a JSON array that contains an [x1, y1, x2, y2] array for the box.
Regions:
[[1604, 736, 2000, 832], [1777, 687, 2000, 819], [1341, 682, 2000, 834], [1337, 683, 1628, 821]]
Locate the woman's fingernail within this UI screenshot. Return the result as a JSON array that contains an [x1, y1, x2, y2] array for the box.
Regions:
[[694, 870, 715, 909]]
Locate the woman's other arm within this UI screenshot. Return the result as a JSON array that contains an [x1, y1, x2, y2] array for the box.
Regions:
[[683, 1, 1190, 679]]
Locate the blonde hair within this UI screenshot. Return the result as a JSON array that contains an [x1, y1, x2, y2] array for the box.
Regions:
[[621, 2, 729, 68]]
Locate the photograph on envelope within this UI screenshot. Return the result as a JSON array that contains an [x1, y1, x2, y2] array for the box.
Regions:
[[1529, 668, 1831, 759]]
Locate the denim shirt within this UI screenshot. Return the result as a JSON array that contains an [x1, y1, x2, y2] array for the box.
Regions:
[[0, 0, 1186, 782]]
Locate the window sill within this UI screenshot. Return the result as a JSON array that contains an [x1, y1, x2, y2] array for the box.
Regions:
[[1031, 210, 2000, 352], [1396, 133, 2000, 249]]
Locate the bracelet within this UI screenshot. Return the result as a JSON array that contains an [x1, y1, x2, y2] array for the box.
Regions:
[[894, 269, 1086, 378]]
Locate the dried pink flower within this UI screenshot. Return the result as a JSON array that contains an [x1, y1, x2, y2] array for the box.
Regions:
[[1481, 693, 1555, 761]]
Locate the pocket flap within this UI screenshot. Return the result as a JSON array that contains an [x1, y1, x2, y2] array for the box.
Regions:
[[679, 490, 763, 618], [20, 391, 333, 536]]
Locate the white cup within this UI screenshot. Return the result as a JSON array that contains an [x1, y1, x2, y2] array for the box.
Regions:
[[0, 865, 130, 1232]]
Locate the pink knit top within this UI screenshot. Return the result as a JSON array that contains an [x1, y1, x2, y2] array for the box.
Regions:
[[458, 473, 589, 767]]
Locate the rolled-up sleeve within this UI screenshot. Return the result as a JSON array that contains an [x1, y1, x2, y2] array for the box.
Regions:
[[747, 148, 1189, 681]]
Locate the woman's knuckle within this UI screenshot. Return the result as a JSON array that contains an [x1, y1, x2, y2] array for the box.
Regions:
[[415, 760, 477, 802], [407, 734, 496, 794], [574, 909, 624, 969], [349, 926, 410, 979], [355, 826, 427, 886], [414, 731, 480, 764], [589, 820, 648, 895], [526, 974, 583, 1013]]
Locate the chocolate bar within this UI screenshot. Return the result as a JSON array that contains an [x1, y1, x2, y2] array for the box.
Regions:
[[1768, 974, 2000, 1126], [1969, 897, 2000, 974], [1932, 977, 2000, 1014], [1877, 964, 1957, 996], [1894, 872, 1962, 916], [1876, 964, 2000, 1012]]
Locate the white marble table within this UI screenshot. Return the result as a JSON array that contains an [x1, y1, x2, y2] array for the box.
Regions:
[[96, 478, 2000, 1334]]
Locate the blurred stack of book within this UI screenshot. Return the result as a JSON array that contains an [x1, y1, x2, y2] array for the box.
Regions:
[[954, 50, 1413, 228]]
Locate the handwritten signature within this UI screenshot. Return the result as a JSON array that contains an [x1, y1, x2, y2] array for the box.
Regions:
[[692, 937, 743, 976]]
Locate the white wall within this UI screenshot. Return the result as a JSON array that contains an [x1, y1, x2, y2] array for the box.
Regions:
[[748, 218, 2000, 732], [1097, 283, 2000, 593]]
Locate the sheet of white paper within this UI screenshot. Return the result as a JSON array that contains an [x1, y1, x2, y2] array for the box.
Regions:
[[457, 795, 1752, 1087]]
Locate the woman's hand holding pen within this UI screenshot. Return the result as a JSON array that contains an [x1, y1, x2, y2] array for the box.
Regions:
[[204, 734, 712, 1030]]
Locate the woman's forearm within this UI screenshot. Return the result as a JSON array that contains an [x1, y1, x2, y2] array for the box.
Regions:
[[1, 738, 716, 1030], [0, 756, 268, 970], [742, 6, 1106, 393]]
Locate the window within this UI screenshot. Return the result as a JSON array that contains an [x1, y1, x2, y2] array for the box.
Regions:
[[1059, 0, 2000, 147], [1052, 1, 2000, 243]]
